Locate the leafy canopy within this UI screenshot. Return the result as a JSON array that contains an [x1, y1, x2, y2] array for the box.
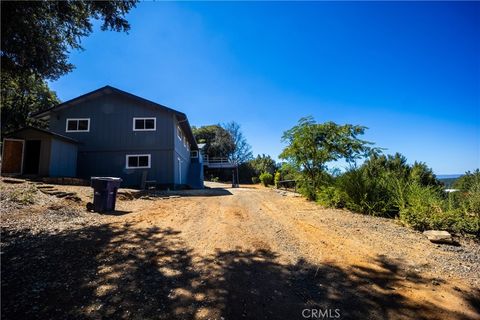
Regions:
[[1, 73, 60, 134], [1, 1, 137, 135], [192, 125, 235, 159], [222, 122, 253, 164], [249, 154, 277, 176], [279, 116, 376, 187], [1, 0, 137, 80]]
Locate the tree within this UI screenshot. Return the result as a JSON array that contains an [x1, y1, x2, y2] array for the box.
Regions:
[[454, 170, 480, 192], [192, 125, 235, 159], [1, 74, 60, 135], [279, 116, 375, 190], [1, 1, 137, 134], [1, 0, 137, 80], [249, 154, 277, 176], [222, 121, 253, 164]]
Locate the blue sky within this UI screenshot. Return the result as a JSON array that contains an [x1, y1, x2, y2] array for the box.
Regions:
[[49, 2, 479, 174]]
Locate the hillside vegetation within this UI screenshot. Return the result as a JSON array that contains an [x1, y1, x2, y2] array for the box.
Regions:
[[278, 117, 480, 236]]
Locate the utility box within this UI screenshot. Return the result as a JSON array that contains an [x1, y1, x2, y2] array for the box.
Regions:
[[90, 177, 122, 212]]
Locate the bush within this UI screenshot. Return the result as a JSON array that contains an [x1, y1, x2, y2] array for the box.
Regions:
[[251, 176, 259, 184], [316, 186, 347, 208], [259, 172, 273, 187], [297, 180, 317, 201], [398, 183, 480, 235], [336, 167, 393, 216], [274, 172, 281, 188]]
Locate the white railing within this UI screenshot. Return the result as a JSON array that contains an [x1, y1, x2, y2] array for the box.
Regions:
[[203, 156, 232, 164]]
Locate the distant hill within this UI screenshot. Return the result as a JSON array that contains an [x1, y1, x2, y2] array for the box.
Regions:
[[437, 174, 463, 188]]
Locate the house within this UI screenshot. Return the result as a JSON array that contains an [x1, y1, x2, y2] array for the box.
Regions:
[[1, 86, 204, 189]]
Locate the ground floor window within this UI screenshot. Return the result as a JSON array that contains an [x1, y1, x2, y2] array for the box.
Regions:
[[126, 154, 151, 169]]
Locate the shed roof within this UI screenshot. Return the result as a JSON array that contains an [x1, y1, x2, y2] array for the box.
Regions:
[[5, 126, 81, 144], [31, 85, 198, 149]]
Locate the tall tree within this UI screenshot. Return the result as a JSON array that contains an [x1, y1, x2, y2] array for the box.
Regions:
[[1, 0, 137, 80], [249, 154, 277, 175], [222, 121, 253, 164], [1, 74, 60, 134], [280, 116, 375, 190], [192, 125, 235, 159], [1, 0, 137, 134]]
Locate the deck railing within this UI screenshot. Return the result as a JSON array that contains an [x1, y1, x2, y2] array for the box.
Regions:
[[203, 156, 234, 164]]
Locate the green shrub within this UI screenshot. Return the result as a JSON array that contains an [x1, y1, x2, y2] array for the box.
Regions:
[[251, 176, 259, 184], [399, 183, 443, 230], [274, 172, 281, 188], [316, 186, 347, 208], [296, 180, 316, 201], [453, 169, 480, 192], [398, 183, 480, 235], [259, 172, 273, 187], [336, 167, 393, 216], [466, 175, 480, 214]]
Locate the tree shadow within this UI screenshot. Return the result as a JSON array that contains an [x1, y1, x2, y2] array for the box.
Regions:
[[2, 226, 479, 319], [2, 224, 199, 319], [137, 188, 233, 199], [198, 250, 478, 320]]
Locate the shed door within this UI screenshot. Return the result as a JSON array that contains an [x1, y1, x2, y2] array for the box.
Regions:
[[1, 139, 24, 175]]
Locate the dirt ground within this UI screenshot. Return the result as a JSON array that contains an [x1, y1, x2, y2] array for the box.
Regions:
[[1, 180, 479, 319]]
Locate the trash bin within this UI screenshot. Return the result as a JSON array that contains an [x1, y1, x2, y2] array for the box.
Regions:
[[90, 177, 122, 212]]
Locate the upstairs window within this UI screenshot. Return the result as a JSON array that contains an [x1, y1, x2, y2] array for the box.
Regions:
[[126, 154, 151, 169], [66, 118, 90, 132], [133, 117, 156, 131]]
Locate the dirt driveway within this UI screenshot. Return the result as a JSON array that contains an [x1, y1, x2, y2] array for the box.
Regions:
[[2, 181, 479, 319]]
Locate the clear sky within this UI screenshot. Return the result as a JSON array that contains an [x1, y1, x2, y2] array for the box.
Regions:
[[49, 1, 480, 174]]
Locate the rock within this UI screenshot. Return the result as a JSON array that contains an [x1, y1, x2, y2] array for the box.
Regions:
[[423, 230, 453, 244]]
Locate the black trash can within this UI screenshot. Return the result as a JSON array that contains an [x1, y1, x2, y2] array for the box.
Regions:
[[90, 177, 122, 212]]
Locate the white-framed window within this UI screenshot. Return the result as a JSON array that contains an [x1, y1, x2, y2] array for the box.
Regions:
[[133, 117, 156, 131], [66, 118, 90, 132], [126, 154, 151, 169], [190, 150, 199, 158], [183, 135, 187, 147]]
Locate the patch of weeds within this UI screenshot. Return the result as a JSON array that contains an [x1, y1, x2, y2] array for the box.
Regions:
[[3, 184, 38, 205]]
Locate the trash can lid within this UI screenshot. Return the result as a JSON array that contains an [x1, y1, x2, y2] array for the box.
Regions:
[[91, 177, 123, 182]]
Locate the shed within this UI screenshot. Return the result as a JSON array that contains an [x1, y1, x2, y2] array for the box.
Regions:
[[1, 127, 79, 177]]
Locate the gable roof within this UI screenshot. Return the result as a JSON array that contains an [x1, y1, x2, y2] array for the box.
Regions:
[[5, 126, 80, 144], [31, 85, 198, 149]]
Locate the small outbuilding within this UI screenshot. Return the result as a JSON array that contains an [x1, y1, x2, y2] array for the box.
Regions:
[[1, 126, 79, 177]]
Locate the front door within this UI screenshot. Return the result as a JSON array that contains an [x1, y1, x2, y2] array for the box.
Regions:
[[1, 139, 24, 175], [23, 140, 41, 175]]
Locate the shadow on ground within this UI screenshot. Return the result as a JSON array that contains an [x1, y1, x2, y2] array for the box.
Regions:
[[137, 187, 233, 199], [2, 224, 478, 320]]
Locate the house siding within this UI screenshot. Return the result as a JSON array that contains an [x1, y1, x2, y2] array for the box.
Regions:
[[173, 115, 192, 186], [49, 139, 77, 177], [48, 91, 183, 187]]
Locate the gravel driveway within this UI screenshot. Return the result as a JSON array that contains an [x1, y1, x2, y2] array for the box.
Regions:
[[1, 181, 479, 319]]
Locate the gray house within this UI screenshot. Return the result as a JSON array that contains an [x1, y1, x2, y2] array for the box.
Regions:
[[2, 86, 203, 189]]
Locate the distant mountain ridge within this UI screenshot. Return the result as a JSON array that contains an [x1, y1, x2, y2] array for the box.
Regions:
[[437, 174, 463, 179]]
